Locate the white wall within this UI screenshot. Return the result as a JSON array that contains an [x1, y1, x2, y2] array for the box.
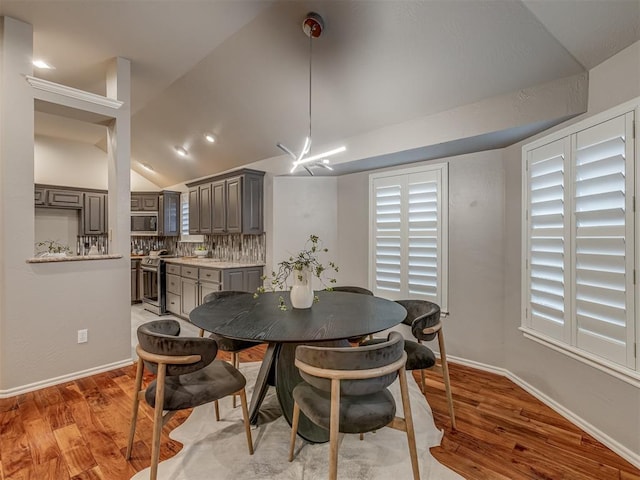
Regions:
[[35, 135, 160, 191], [502, 41, 640, 460], [0, 18, 133, 394], [271, 177, 339, 290]]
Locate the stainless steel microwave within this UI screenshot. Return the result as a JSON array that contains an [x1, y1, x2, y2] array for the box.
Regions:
[[131, 212, 158, 235]]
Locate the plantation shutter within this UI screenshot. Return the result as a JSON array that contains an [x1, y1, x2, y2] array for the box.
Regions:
[[181, 193, 190, 236], [526, 139, 571, 342], [573, 113, 635, 367], [407, 172, 442, 303], [371, 165, 448, 309]]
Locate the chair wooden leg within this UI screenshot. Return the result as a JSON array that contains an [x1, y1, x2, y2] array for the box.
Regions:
[[437, 330, 456, 430], [329, 378, 341, 480], [149, 363, 167, 480], [238, 388, 254, 455], [198, 328, 204, 337], [419, 369, 426, 394], [359, 432, 364, 441], [214, 400, 220, 421], [398, 366, 420, 480], [125, 357, 145, 460], [232, 352, 238, 408], [289, 401, 301, 462]]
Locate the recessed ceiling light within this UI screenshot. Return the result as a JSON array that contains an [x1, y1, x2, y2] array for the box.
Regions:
[[204, 133, 216, 143], [33, 59, 55, 69], [174, 146, 188, 157], [141, 163, 154, 172]]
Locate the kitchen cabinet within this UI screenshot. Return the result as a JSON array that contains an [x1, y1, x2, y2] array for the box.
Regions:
[[83, 192, 107, 235], [158, 191, 180, 236], [131, 259, 142, 303], [165, 262, 262, 319], [166, 264, 182, 315], [47, 189, 84, 208], [131, 193, 159, 211], [187, 169, 264, 235], [35, 184, 109, 234], [188, 183, 212, 234]]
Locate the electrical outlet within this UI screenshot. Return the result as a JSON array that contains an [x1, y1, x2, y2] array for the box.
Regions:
[[77, 329, 88, 344]]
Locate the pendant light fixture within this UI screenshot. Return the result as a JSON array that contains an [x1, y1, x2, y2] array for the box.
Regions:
[[277, 12, 346, 175]]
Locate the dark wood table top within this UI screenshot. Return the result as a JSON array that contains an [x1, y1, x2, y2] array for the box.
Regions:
[[189, 290, 407, 343]]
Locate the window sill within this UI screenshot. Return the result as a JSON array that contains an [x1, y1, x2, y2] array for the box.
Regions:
[[26, 254, 123, 263], [519, 327, 640, 388]]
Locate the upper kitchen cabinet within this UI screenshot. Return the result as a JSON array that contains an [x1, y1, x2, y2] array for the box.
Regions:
[[158, 191, 180, 237], [189, 183, 212, 234], [131, 192, 159, 211], [82, 192, 107, 235], [187, 169, 264, 235]]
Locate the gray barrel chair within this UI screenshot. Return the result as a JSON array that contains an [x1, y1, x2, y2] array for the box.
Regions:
[[330, 286, 374, 342], [289, 332, 420, 480], [125, 319, 253, 480], [363, 299, 456, 430], [200, 290, 263, 411]]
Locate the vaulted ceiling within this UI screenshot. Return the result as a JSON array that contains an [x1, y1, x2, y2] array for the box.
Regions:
[[2, 0, 639, 187]]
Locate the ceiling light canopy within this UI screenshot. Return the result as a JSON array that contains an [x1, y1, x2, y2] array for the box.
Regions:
[[141, 163, 155, 172], [204, 133, 216, 143], [277, 12, 346, 176], [174, 146, 188, 157]]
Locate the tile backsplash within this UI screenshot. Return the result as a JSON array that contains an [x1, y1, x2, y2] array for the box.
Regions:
[[177, 234, 265, 263]]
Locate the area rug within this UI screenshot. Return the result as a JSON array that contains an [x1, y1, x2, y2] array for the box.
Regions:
[[131, 362, 464, 480]]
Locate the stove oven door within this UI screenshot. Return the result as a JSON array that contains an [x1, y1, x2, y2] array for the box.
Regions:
[[141, 265, 159, 306]]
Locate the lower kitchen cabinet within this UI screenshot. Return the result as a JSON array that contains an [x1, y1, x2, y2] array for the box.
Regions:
[[164, 263, 262, 320], [131, 259, 142, 303]]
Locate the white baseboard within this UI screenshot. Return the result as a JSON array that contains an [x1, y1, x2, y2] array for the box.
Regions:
[[0, 358, 134, 398], [445, 354, 640, 469]]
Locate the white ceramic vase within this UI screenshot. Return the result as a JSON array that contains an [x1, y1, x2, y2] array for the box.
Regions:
[[290, 267, 314, 309]]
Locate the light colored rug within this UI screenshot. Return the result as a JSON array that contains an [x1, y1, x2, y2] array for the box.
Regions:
[[131, 362, 464, 480]]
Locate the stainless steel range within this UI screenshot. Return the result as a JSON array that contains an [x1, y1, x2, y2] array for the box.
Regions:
[[141, 251, 174, 315]]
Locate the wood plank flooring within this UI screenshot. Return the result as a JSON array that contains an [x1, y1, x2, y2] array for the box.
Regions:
[[1, 344, 638, 479]]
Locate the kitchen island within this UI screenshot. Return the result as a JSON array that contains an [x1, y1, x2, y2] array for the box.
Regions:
[[163, 257, 264, 319]]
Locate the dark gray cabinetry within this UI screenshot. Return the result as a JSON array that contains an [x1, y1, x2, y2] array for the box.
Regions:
[[131, 259, 142, 303], [211, 180, 226, 233], [131, 193, 159, 211], [164, 262, 262, 319], [35, 184, 108, 234], [48, 189, 84, 208], [188, 184, 212, 234], [158, 191, 180, 236], [187, 169, 264, 235], [83, 192, 107, 235], [34, 187, 45, 206]]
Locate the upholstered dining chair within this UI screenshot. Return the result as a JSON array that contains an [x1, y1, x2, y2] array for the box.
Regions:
[[126, 319, 253, 480], [288, 332, 420, 480], [200, 290, 263, 411], [330, 286, 374, 342], [396, 299, 456, 430], [362, 299, 456, 430]]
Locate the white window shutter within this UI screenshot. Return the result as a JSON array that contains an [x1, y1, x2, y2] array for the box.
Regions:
[[372, 176, 404, 296], [572, 114, 635, 367], [526, 139, 571, 342], [370, 164, 448, 309], [407, 172, 442, 304]]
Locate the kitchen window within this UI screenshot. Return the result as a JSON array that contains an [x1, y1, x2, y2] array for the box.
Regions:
[[522, 99, 639, 383], [369, 163, 448, 311]]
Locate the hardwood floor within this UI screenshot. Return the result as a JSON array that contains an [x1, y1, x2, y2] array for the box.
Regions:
[[1, 344, 638, 480]]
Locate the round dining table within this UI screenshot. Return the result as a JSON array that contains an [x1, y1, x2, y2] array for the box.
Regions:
[[189, 290, 407, 443]]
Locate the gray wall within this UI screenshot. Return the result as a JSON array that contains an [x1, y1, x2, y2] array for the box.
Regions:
[[337, 40, 640, 460], [337, 150, 506, 368]]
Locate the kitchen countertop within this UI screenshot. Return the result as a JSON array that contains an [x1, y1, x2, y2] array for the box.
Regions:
[[164, 257, 264, 269], [27, 254, 124, 263]]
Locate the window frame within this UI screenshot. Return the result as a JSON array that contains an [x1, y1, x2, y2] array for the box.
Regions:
[[368, 162, 449, 311], [521, 97, 640, 386], [179, 191, 204, 243]]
